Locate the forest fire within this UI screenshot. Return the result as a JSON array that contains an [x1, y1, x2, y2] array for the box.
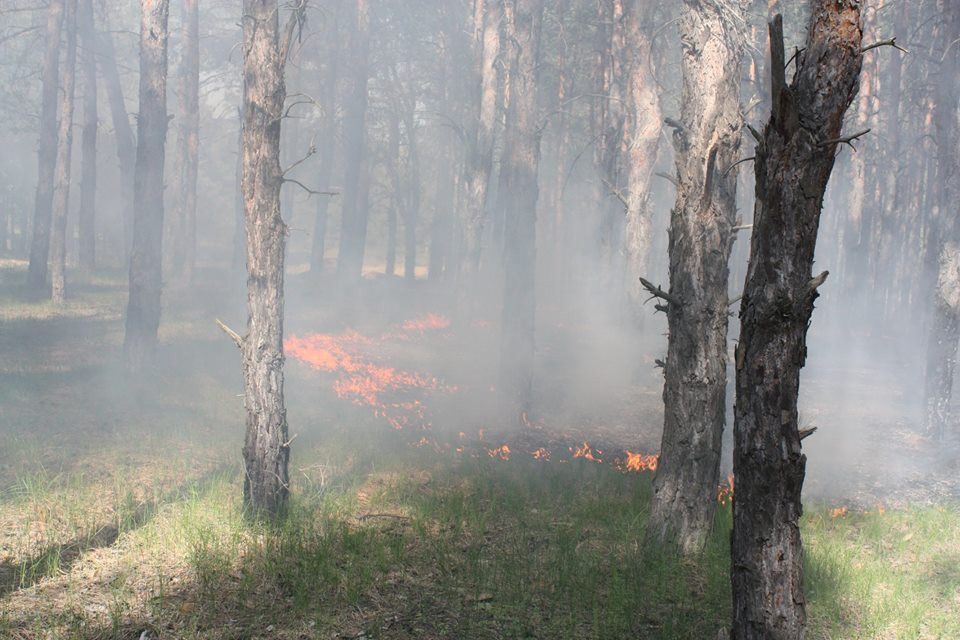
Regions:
[[622, 450, 659, 472], [285, 315, 456, 430]]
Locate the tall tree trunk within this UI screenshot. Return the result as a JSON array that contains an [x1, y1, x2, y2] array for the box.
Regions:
[[77, 0, 97, 273], [458, 0, 501, 295], [237, 0, 293, 517], [645, 0, 747, 553], [50, 0, 79, 305], [732, 8, 862, 638], [923, 0, 960, 439], [27, 0, 65, 291], [498, 0, 544, 420], [621, 0, 661, 316], [98, 23, 137, 262], [232, 108, 246, 274], [171, 0, 199, 283], [336, 0, 371, 283], [386, 106, 401, 277], [309, 10, 339, 275], [123, 0, 170, 370], [402, 109, 420, 281]]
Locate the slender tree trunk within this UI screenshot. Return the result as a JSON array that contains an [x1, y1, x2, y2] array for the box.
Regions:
[[238, 0, 292, 517], [458, 0, 501, 294], [923, 0, 960, 439], [98, 23, 137, 262], [645, 0, 747, 554], [27, 0, 65, 291], [336, 0, 371, 282], [498, 0, 544, 420], [386, 107, 401, 277], [123, 0, 170, 370], [621, 0, 661, 316], [732, 8, 862, 638], [77, 0, 97, 273], [403, 110, 420, 280], [171, 0, 199, 283], [309, 11, 339, 275], [50, 0, 79, 305]]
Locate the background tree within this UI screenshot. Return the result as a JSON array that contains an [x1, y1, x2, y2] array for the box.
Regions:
[[123, 0, 170, 370], [731, 6, 863, 637], [77, 0, 97, 273], [26, 0, 65, 291], [171, 0, 200, 284], [49, 0, 78, 304]]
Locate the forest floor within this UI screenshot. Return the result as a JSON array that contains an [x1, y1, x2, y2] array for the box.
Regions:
[[0, 259, 959, 639]]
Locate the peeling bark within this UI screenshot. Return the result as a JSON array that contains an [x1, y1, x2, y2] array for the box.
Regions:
[[732, 5, 863, 638]]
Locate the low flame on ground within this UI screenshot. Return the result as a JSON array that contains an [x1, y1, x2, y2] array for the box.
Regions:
[[286, 314, 456, 430], [717, 474, 735, 506], [830, 506, 849, 518], [621, 450, 659, 472], [486, 444, 511, 460], [571, 441, 602, 462]]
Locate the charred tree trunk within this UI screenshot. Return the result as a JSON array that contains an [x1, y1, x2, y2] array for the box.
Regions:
[[123, 0, 170, 370], [923, 0, 960, 440], [498, 0, 544, 420], [621, 0, 661, 316], [237, 0, 293, 517], [309, 11, 339, 275], [98, 23, 137, 262], [457, 0, 501, 295], [27, 0, 65, 291], [171, 0, 199, 284], [646, 0, 747, 553], [336, 0, 371, 283], [50, 0, 79, 304], [77, 0, 97, 273], [732, 7, 862, 639]]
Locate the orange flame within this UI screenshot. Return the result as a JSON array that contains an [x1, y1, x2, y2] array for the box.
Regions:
[[830, 506, 848, 519], [531, 447, 551, 461], [622, 450, 659, 472], [717, 474, 735, 506], [486, 444, 511, 460], [571, 441, 601, 463]]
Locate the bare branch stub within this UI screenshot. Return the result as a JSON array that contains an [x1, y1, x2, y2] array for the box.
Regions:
[[818, 128, 870, 150], [216, 318, 244, 349], [861, 37, 909, 54], [282, 178, 338, 198], [639, 276, 682, 307], [655, 171, 679, 188]]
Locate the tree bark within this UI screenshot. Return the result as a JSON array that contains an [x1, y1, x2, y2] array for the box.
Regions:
[[336, 0, 371, 283], [731, 7, 862, 638], [171, 0, 199, 284], [621, 0, 661, 316], [402, 107, 420, 281], [98, 23, 137, 262], [27, 0, 65, 291], [237, 0, 292, 517], [77, 0, 97, 273], [123, 0, 170, 370], [923, 0, 960, 440], [498, 0, 544, 420], [646, 0, 747, 554], [50, 0, 79, 305]]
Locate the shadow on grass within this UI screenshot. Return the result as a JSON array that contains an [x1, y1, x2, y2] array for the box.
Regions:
[[0, 464, 237, 599]]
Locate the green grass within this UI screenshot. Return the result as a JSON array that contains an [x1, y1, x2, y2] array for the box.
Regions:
[[0, 260, 958, 639]]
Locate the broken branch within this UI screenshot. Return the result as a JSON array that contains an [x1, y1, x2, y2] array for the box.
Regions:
[[655, 171, 679, 188], [639, 277, 682, 307], [861, 37, 908, 54], [818, 128, 870, 150], [216, 318, 244, 349]]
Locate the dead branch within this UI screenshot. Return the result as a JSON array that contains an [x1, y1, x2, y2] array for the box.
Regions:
[[282, 178, 338, 198], [601, 177, 630, 211], [861, 37, 908, 54], [280, 0, 308, 65], [723, 156, 756, 177], [216, 318, 244, 349], [357, 513, 410, 522], [732, 224, 753, 232], [639, 277, 682, 307], [818, 128, 870, 150], [746, 123, 762, 142], [655, 171, 679, 188], [798, 426, 817, 441], [729, 294, 743, 307], [654, 358, 666, 369], [805, 271, 829, 296]]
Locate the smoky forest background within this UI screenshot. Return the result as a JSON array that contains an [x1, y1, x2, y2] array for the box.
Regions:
[[0, 0, 959, 638]]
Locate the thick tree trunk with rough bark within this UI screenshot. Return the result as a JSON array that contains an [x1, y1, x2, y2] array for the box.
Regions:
[[27, 0, 65, 291], [50, 0, 78, 304], [731, 7, 862, 639], [336, 0, 371, 283], [236, 0, 292, 517], [458, 0, 500, 291], [171, 0, 199, 284], [621, 0, 661, 316], [645, 0, 747, 554], [123, 0, 170, 370], [498, 0, 543, 420], [98, 23, 137, 261], [77, 0, 97, 273], [923, 0, 960, 440]]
